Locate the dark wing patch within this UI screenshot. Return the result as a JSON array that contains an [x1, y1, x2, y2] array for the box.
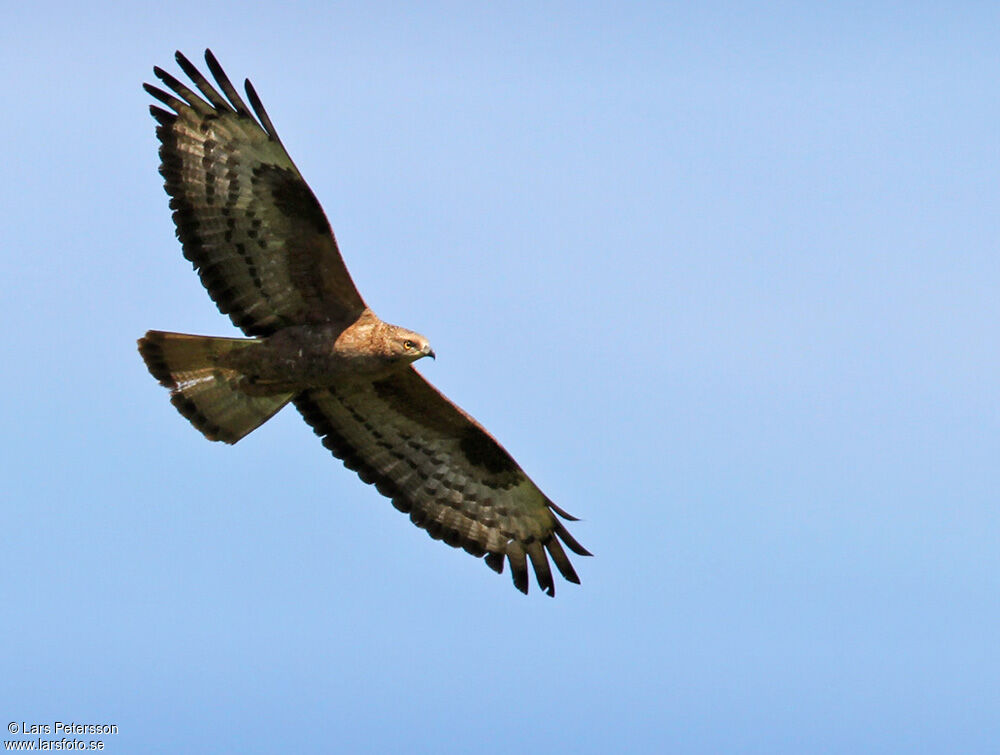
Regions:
[[146, 50, 366, 336], [254, 163, 330, 235], [458, 427, 520, 476], [294, 368, 590, 596]]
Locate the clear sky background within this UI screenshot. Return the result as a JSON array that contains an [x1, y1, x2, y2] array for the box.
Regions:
[[2, 2, 998, 753]]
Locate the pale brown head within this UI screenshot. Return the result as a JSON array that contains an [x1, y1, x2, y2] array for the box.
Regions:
[[386, 326, 435, 363]]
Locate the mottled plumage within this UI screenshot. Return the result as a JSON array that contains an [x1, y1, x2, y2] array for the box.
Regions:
[[138, 50, 589, 595]]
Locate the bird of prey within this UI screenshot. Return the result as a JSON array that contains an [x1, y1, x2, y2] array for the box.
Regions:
[[137, 50, 589, 596]]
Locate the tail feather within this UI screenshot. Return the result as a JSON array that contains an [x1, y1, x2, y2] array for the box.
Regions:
[[138, 330, 292, 443]]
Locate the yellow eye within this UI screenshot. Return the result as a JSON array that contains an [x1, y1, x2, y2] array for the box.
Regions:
[[403, 340, 415, 350]]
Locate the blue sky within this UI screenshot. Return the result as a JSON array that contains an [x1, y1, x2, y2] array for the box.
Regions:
[[2, 2, 998, 752]]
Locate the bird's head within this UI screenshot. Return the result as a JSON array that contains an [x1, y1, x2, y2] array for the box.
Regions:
[[391, 328, 435, 363]]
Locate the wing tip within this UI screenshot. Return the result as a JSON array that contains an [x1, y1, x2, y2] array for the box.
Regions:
[[203, 48, 220, 69], [149, 105, 175, 125], [243, 77, 280, 142], [547, 497, 581, 522], [506, 544, 530, 595], [201, 47, 254, 119], [484, 551, 505, 574], [553, 518, 592, 557]]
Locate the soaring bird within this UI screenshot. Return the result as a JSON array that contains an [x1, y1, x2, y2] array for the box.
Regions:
[[138, 50, 589, 596]]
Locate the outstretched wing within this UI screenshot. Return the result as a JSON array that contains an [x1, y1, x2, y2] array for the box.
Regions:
[[295, 369, 590, 596], [146, 50, 366, 336]]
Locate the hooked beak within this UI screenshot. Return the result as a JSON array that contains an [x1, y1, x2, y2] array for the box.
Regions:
[[424, 346, 436, 360]]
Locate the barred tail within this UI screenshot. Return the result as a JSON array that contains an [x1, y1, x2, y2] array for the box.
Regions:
[[138, 330, 293, 444]]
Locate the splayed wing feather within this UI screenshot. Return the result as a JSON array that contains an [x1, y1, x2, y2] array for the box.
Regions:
[[203, 49, 255, 119], [244, 79, 281, 144], [173, 52, 234, 113]]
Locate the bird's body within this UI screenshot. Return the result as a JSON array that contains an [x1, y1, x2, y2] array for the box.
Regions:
[[138, 50, 589, 595], [226, 312, 434, 391]]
